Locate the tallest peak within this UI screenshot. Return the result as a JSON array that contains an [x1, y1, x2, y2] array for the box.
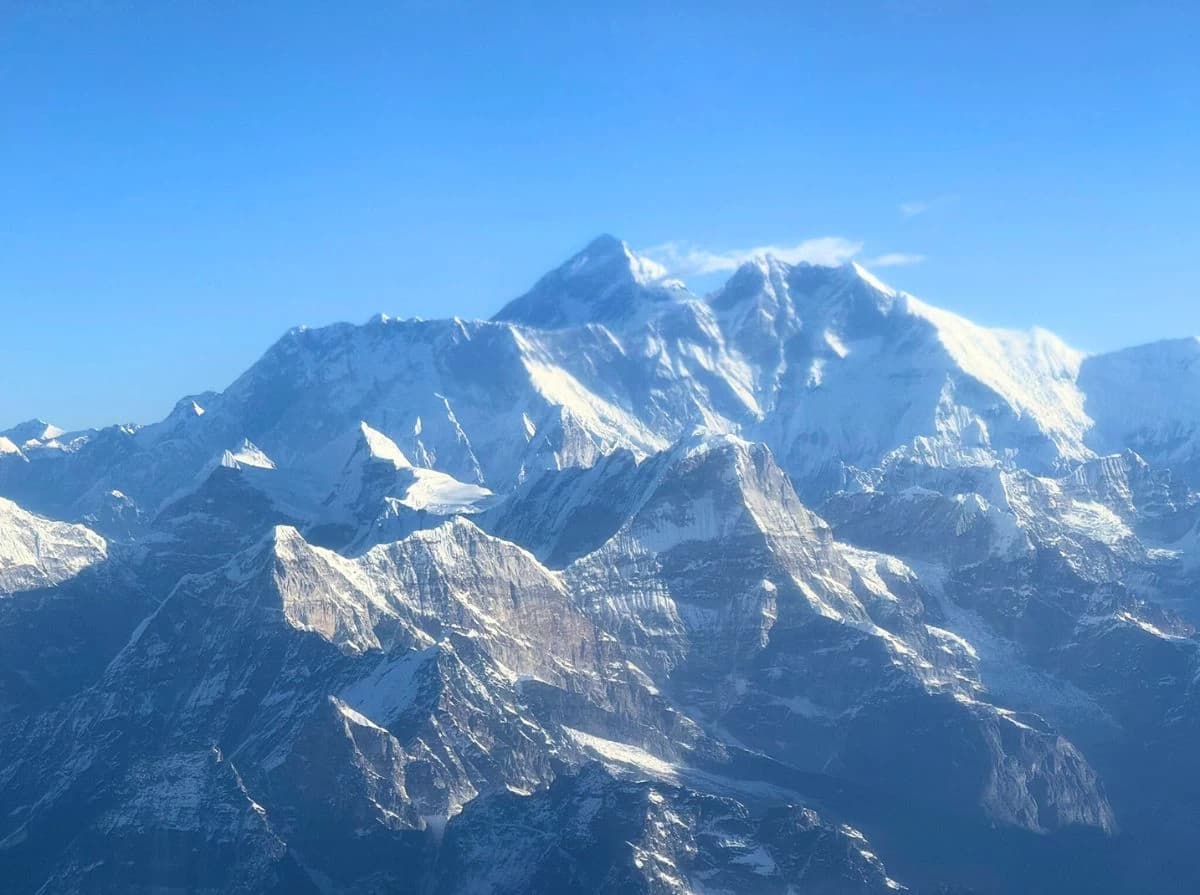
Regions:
[[581, 233, 624, 254], [565, 234, 666, 285], [492, 235, 682, 330]]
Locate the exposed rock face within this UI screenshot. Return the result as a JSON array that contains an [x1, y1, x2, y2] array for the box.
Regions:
[[1, 237, 1199, 893], [434, 763, 904, 895]]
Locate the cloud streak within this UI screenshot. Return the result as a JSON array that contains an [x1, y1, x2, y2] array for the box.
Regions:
[[642, 237, 926, 277], [642, 237, 863, 277], [863, 252, 926, 268], [899, 193, 958, 219]]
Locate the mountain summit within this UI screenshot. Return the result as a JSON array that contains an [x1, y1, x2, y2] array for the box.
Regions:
[[493, 234, 686, 329], [0, 419, 65, 446]]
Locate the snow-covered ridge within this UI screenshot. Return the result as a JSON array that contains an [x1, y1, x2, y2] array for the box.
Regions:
[[219, 439, 276, 471], [902, 294, 1091, 459], [0, 496, 107, 595], [1, 419, 65, 447], [4, 233, 1197, 533], [492, 234, 688, 330], [1080, 336, 1200, 485]]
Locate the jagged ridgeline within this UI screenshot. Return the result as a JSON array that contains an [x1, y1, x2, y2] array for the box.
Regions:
[[2, 235, 1200, 894]]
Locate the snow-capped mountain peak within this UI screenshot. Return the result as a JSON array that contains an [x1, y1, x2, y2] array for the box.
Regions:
[[1, 419, 65, 447], [218, 439, 276, 471], [570, 233, 668, 285], [356, 421, 412, 469], [492, 234, 688, 330], [702, 254, 1097, 483], [710, 256, 898, 341], [0, 496, 107, 595]]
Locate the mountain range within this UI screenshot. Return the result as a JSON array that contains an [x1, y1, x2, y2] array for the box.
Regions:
[[2, 234, 1199, 894]]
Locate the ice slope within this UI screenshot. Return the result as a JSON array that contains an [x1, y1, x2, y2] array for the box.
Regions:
[[0, 496, 107, 595], [1080, 337, 1200, 486], [708, 258, 1094, 490]]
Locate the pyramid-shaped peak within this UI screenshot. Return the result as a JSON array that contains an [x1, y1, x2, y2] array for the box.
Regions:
[[492, 235, 684, 330], [569, 234, 665, 282], [539, 234, 668, 293], [1, 418, 65, 445], [358, 421, 412, 468], [219, 439, 276, 471], [580, 232, 625, 255]]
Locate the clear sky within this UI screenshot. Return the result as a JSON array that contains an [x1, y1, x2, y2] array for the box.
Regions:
[[1, 1, 1197, 430]]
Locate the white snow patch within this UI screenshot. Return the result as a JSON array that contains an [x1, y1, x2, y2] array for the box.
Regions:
[[0, 497, 107, 595], [1114, 611, 1182, 641], [392, 468, 493, 514], [564, 727, 679, 781], [360, 421, 412, 467], [732, 845, 777, 875], [219, 439, 276, 470]]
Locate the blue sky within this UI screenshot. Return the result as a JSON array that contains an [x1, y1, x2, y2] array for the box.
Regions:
[[1, 1, 1197, 430]]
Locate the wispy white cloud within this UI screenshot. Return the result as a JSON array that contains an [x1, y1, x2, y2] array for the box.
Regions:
[[642, 237, 926, 278], [642, 236, 863, 277], [863, 252, 926, 268], [899, 193, 958, 219]]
